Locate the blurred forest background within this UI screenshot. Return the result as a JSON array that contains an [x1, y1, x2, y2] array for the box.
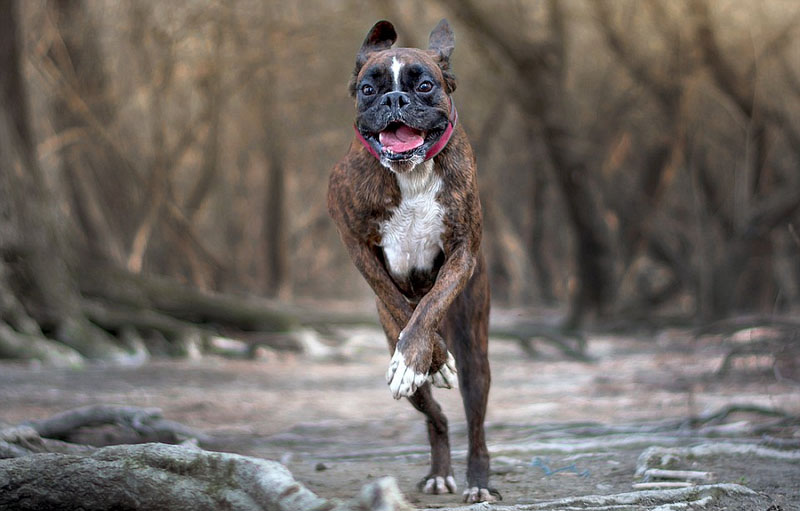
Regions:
[[2, 0, 800, 364]]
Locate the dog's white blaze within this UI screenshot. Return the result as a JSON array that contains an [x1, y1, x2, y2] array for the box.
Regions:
[[391, 56, 403, 90], [379, 160, 445, 278]]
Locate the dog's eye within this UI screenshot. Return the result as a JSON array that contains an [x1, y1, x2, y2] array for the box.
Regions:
[[416, 81, 434, 93], [361, 84, 375, 96]]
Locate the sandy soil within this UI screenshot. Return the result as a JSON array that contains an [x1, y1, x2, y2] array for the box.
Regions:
[[1, 325, 798, 509]]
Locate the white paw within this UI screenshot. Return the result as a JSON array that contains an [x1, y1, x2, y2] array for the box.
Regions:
[[429, 350, 457, 389], [463, 487, 499, 503], [386, 347, 427, 399], [422, 475, 457, 494]]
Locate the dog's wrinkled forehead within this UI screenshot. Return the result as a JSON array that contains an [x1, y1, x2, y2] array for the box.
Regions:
[[358, 49, 445, 90], [349, 19, 457, 97]]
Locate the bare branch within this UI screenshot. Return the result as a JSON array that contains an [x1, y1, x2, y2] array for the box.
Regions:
[[593, 0, 677, 108], [689, 0, 754, 116]]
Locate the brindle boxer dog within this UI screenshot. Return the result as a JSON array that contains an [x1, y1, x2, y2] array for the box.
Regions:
[[327, 19, 498, 503]]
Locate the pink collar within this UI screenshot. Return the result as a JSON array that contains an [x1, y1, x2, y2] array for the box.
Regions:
[[354, 98, 458, 162]]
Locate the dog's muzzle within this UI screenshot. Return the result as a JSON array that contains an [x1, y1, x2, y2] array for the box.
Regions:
[[354, 98, 458, 163]]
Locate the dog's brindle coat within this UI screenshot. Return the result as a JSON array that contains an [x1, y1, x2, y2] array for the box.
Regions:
[[327, 20, 498, 503]]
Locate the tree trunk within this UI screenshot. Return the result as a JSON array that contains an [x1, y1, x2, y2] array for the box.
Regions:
[[259, 56, 290, 300], [263, 141, 289, 299], [536, 95, 617, 327], [441, 0, 617, 326], [530, 165, 557, 304], [688, 0, 799, 318], [48, 0, 132, 264], [0, 0, 129, 363]]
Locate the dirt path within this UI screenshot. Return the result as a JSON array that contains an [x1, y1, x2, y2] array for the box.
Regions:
[[1, 327, 798, 509]]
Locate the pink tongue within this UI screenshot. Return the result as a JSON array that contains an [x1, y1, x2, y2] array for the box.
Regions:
[[379, 125, 424, 153]]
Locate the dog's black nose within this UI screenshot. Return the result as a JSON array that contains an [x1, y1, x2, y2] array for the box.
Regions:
[[382, 91, 410, 111]]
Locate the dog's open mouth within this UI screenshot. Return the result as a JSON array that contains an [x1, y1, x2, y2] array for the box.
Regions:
[[379, 123, 425, 155], [364, 122, 443, 162]]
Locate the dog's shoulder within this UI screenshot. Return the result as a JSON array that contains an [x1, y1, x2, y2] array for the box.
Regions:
[[328, 144, 400, 242], [434, 127, 483, 251]]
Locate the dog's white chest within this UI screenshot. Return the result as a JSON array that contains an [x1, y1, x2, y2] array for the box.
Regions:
[[379, 161, 445, 278]]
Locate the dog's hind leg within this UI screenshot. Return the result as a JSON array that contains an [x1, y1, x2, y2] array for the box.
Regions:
[[376, 299, 456, 494], [407, 384, 457, 494], [445, 257, 501, 503]]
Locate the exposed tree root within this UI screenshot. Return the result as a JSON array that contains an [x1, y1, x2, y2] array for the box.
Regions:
[[631, 481, 694, 489], [0, 405, 212, 456], [0, 407, 413, 510], [693, 314, 800, 337], [0, 443, 413, 511], [0, 425, 95, 458], [3, 403, 796, 510], [716, 336, 800, 383], [5, 259, 598, 365], [79, 265, 300, 333], [26, 404, 213, 445], [642, 468, 714, 482], [692, 314, 800, 383], [425, 484, 769, 510], [0, 321, 84, 367], [635, 443, 800, 478], [489, 322, 591, 361], [686, 403, 793, 428]]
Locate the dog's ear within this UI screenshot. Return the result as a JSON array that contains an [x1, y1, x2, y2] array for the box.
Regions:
[[428, 19, 455, 63], [428, 19, 457, 93], [350, 20, 397, 97], [358, 20, 397, 63], [353, 21, 396, 72]]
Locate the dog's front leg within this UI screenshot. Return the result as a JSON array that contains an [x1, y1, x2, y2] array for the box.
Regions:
[[388, 244, 475, 398], [337, 230, 456, 397], [337, 230, 415, 327]]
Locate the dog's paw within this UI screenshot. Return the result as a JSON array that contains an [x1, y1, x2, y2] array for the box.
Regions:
[[386, 347, 428, 399], [462, 487, 501, 503], [419, 475, 457, 495], [429, 350, 457, 389]]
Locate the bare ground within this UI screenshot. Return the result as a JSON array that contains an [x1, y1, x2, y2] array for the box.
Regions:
[[1, 322, 799, 510]]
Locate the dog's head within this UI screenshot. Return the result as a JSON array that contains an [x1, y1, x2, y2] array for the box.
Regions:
[[350, 20, 457, 173]]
